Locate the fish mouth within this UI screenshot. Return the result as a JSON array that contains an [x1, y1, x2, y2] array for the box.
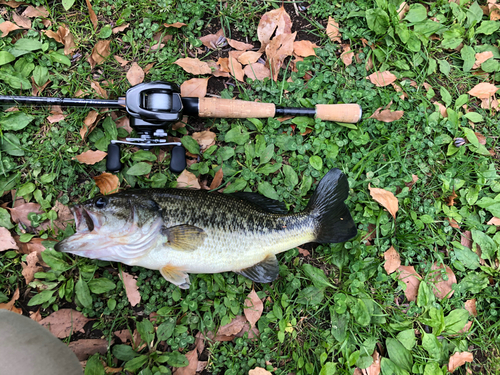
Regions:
[[72, 205, 100, 233]]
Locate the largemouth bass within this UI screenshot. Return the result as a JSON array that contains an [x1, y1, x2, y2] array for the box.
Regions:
[[55, 168, 357, 288]]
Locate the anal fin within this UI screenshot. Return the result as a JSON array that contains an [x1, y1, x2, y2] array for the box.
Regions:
[[235, 254, 279, 283], [160, 264, 191, 289]]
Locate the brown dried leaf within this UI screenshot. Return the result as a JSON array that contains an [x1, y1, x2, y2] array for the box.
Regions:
[[85, 0, 98, 29], [227, 38, 254, 51], [326, 16, 341, 43], [114, 329, 133, 344], [0, 0, 25, 8], [293, 40, 318, 57], [397, 265, 422, 302], [209, 168, 224, 190], [0, 21, 21, 37], [298, 247, 310, 256], [120, 271, 141, 307], [91, 40, 111, 65], [180, 77, 210, 98], [433, 102, 448, 117], [0, 288, 21, 314], [0, 227, 18, 252], [93, 173, 119, 195], [75, 150, 108, 165], [126, 62, 145, 86], [249, 368, 272, 375], [177, 170, 201, 189], [448, 352, 473, 373], [21, 251, 40, 284], [361, 350, 381, 375], [244, 289, 263, 329], [369, 107, 404, 122], [257, 6, 292, 51], [113, 55, 129, 66], [30, 308, 42, 322], [465, 299, 478, 317], [474, 132, 486, 145], [112, 23, 129, 34], [461, 230, 472, 249], [341, 44, 354, 66], [227, 57, 244, 82], [199, 29, 224, 49], [214, 315, 247, 341], [473, 51, 494, 69], [237, 51, 262, 65], [481, 95, 499, 111], [192, 130, 216, 150], [244, 63, 271, 81], [368, 185, 399, 219], [173, 349, 197, 375], [16, 237, 45, 258], [468, 82, 499, 98], [51, 201, 73, 231], [91, 81, 108, 99], [487, 217, 500, 226], [9, 202, 43, 228], [164, 22, 187, 28], [430, 263, 457, 299], [405, 174, 418, 191], [39, 309, 91, 338], [397, 2, 410, 20], [80, 110, 99, 140], [22, 5, 49, 17], [47, 105, 66, 123], [384, 246, 401, 275], [12, 13, 31, 28], [174, 58, 211, 75], [266, 32, 296, 81], [69, 339, 109, 361], [367, 71, 397, 87]]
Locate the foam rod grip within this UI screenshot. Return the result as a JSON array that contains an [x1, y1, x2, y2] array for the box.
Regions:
[[198, 98, 276, 118], [315, 104, 362, 123]]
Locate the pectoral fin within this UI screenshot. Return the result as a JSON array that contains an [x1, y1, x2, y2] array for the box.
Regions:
[[162, 224, 207, 251], [160, 264, 191, 289], [235, 254, 279, 283]]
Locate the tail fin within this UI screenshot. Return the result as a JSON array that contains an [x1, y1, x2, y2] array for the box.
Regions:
[[305, 168, 357, 243]]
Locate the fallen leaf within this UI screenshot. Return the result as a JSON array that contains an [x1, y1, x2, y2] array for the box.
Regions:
[[266, 32, 296, 81], [433, 102, 448, 117], [80, 110, 99, 140], [114, 329, 132, 344], [22, 5, 49, 17], [447, 218, 460, 229], [430, 263, 457, 299], [116, 116, 132, 134], [293, 40, 318, 57], [249, 368, 272, 375], [112, 23, 129, 33], [464, 299, 477, 317], [91, 81, 108, 99], [227, 38, 254, 51], [194, 332, 206, 355], [362, 350, 381, 375], [16, 237, 46, 259], [192, 130, 216, 150], [209, 168, 224, 190], [341, 44, 354, 66], [164, 22, 187, 28], [85, 0, 98, 29], [30, 308, 42, 322], [405, 174, 418, 191], [0, 288, 21, 314], [237, 51, 262, 65], [199, 29, 224, 49], [93, 173, 119, 195], [91, 40, 111, 65], [21, 251, 41, 284], [384, 246, 401, 275], [468, 82, 498, 98], [474, 132, 487, 145], [448, 352, 473, 373], [174, 58, 212, 75], [119, 271, 141, 307], [0, 227, 18, 251], [458, 321, 472, 334], [51, 201, 73, 231], [257, 6, 292, 51], [397, 2, 410, 20], [367, 71, 397, 87], [369, 107, 404, 122], [481, 95, 499, 111], [173, 349, 197, 375], [197, 361, 208, 372], [69, 339, 109, 361], [210, 315, 248, 341], [244, 63, 271, 81], [473, 51, 494, 69], [177, 170, 201, 189], [75, 150, 108, 165], [0, 21, 21, 37], [244, 289, 263, 329], [0, 0, 25, 7], [397, 265, 421, 302], [12, 13, 31, 28], [326, 16, 341, 43], [461, 230, 472, 249], [180, 78, 210, 98], [487, 217, 500, 226], [46, 105, 66, 123], [368, 185, 399, 219], [9, 202, 43, 228], [126, 62, 145, 86], [31, 77, 50, 96], [39, 309, 91, 338], [226, 57, 244, 82]]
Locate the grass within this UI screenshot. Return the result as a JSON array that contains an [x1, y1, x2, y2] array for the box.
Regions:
[[1, 0, 500, 374]]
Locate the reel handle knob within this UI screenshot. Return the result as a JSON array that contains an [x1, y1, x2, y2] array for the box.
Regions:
[[106, 143, 123, 172], [170, 145, 186, 173]]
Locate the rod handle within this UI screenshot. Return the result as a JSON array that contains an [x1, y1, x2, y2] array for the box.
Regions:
[[198, 98, 275, 118], [315, 104, 362, 123]]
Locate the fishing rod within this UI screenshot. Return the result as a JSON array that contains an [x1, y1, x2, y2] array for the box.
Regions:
[[0, 81, 362, 173]]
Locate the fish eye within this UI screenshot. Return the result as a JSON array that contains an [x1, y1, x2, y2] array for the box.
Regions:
[[94, 197, 108, 209]]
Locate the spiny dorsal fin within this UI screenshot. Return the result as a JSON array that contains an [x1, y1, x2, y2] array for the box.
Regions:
[[235, 254, 279, 283], [230, 192, 288, 214], [162, 224, 207, 251]]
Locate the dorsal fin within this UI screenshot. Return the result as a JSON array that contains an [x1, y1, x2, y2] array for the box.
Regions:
[[230, 192, 288, 214], [235, 254, 279, 283]]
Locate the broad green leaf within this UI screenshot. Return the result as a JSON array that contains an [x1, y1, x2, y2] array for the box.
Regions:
[[62, 0, 76, 10], [225, 126, 250, 145], [476, 197, 500, 217], [14, 39, 43, 51], [223, 178, 247, 194], [471, 230, 497, 261], [259, 144, 275, 164], [461, 45, 475, 72], [302, 264, 334, 289], [257, 162, 281, 176], [0, 111, 34, 131], [157, 320, 176, 341], [396, 329, 416, 350], [444, 309, 469, 334], [27, 289, 55, 306], [350, 298, 371, 327], [132, 150, 157, 162], [466, 1, 483, 28], [247, 118, 263, 132], [257, 181, 279, 200], [127, 162, 152, 176], [136, 319, 155, 346], [380, 357, 410, 375], [102, 116, 118, 140], [319, 362, 336, 375], [299, 175, 313, 196], [438, 59, 450, 76], [297, 286, 324, 305], [283, 164, 298, 188], [457, 272, 489, 294], [421, 333, 443, 362], [41, 249, 70, 271], [157, 351, 188, 367], [329, 308, 348, 342], [2, 133, 24, 156], [180, 135, 200, 154], [427, 58, 437, 74], [441, 37, 463, 50], [405, 3, 427, 23], [440, 87, 452, 108], [466, 186, 480, 205], [49, 52, 71, 66], [0, 208, 14, 229], [124, 355, 149, 372], [417, 281, 436, 308], [150, 173, 168, 188], [99, 25, 113, 39], [386, 338, 413, 372], [17, 182, 35, 197], [476, 20, 500, 35], [0, 52, 15, 66], [88, 278, 116, 294], [455, 94, 468, 109], [481, 58, 500, 73], [76, 276, 93, 308], [218, 146, 234, 161], [462, 127, 479, 148], [0, 70, 31, 89], [453, 242, 480, 270], [84, 353, 105, 375], [309, 155, 323, 171], [464, 112, 483, 123], [366, 8, 390, 35], [424, 362, 443, 375]]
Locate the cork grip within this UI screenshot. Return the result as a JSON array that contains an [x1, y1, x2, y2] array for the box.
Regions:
[[198, 98, 276, 118], [315, 104, 363, 123]]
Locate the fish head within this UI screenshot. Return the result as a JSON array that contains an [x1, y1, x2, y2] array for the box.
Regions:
[[55, 194, 163, 263]]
